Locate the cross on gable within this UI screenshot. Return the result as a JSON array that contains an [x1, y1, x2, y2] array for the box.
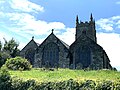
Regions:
[[52, 29, 54, 33]]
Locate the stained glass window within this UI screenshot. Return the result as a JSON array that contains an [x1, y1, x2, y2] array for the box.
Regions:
[[42, 43, 59, 67], [75, 46, 91, 68]]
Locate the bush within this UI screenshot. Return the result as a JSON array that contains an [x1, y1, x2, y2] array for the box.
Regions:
[[1, 76, 120, 90], [12, 78, 36, 90], [96, 80, 113, 90], [4, 56, 32, 70], [80, 80, 96, 89], [0, 68, 12, 90]]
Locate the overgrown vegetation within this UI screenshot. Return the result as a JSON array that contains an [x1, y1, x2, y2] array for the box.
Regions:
[[9, 69, 120, 82], [0, 38, 20, 67], [4, 56, 32, 70], [0, 68, 120, 90], [0, 68, 12, 90]]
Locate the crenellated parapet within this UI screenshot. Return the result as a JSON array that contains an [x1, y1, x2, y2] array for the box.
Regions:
[[75, 14, 97, 42]]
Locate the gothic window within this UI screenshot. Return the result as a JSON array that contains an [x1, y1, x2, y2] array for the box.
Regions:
[[42, 42, 59, 67], [25, 49, 35, 65], [75, 46, 91, 68]]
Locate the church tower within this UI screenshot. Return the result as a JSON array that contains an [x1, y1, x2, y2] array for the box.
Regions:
[[75, 14, 97, 42]]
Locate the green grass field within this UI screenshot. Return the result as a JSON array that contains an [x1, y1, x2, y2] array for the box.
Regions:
[[9, 68, 120, 82]]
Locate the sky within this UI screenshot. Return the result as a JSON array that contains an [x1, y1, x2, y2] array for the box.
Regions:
[[0, 0, 120, 70]]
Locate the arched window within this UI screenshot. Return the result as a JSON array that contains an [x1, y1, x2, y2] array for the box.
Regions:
[[25, 49, 35, 65], [75, 46, 91, 68], [42, 43, 59, 67]]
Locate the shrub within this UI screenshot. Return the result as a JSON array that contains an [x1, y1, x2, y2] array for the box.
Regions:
[[80, 80, 96, 89], [4, 56, 32, 70], [0, 68, 12, 90], [96, 80, 113, 90], [12, 78, 36, 90]]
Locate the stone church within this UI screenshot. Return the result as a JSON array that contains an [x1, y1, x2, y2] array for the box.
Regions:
[[20, 14, 112, 70]]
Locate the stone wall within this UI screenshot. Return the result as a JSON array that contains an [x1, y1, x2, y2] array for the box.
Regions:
[[34, 33, 70, 68], [70, 33, 112, 70], [20, 39, 38, 65]]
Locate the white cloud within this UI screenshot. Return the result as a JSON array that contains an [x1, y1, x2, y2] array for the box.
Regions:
[[97, 32, 120, 68], [9, 0, 44, 13], [57, 28, 75, 45], [96, 18, 113, 31], [1, 12, 66, 36], [96, 16, 120, 31]]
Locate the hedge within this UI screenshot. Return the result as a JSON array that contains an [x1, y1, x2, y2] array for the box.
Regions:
[[1, 69, 120, 90]]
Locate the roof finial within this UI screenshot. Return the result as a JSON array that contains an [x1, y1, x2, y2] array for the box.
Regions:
[[52, 29, 54, 33], [32, 36, 34, 40], [90, 13, 93, 21]]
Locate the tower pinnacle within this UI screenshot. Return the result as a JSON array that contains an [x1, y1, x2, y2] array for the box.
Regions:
[[76, 15, 79, 24], [90, 13, 93, 21]]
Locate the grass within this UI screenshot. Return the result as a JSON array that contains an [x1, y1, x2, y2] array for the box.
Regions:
[[9, 68, 120, 82]]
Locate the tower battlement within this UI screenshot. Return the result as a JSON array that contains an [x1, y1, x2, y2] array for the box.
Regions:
[[75, 14, 96, 42]]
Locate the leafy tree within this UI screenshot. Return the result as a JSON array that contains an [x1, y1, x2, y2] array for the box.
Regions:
[[4, 56, 32, 70], [0, 52, 10, 67], [0, 38, 20, 67], [3, 38, 20, 57]]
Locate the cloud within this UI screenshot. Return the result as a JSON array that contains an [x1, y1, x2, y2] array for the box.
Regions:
[[96, 16, 120, 32], [3, 12, 66, 35], [97, 32, 120, 68], [57, 28, 75, 45], [0, 0, 70, 49], [9, 0, 44, 13]]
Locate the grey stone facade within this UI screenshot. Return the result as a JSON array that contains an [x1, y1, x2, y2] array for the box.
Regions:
[[34, 32, 70, 68], [20, 14, 112, 70], [20, 37, 38, 65]]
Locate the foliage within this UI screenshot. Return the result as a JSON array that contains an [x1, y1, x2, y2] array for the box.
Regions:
[[10, 78, 120, 90], [96, 80, 113, 90], [0, 69, 120, 89], [0, 68, 12, 90], [0, 38, 20, 67], [3, 38, 20, 58], [4, 56, 32, 70], [12, 78, 36, 90], [80, 80, 96, 89], [0, 41, 2, 51], [9, 69, 120, 82], [0, 52, 11, 67]]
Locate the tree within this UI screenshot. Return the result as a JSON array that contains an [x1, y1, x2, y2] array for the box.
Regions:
[[0, 38, 20, 67], [0, 52, 10, 67], [3, 38, 20, 57]]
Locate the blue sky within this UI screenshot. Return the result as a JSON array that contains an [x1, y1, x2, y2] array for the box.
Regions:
[[0, 0, 120, 70]]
